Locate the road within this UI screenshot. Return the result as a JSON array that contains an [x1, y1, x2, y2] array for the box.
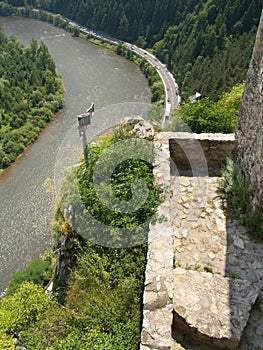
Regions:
[[66, 19, 181, 124], [124, 44, 181, 125]]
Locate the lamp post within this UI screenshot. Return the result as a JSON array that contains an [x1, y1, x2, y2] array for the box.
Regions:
[[77, 102, 94, 164]]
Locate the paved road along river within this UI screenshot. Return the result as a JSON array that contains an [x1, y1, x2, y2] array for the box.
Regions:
[[0, 16, 151, 292]]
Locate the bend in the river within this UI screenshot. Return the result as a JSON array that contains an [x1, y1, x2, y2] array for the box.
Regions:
[[0, 16, 151, 292]]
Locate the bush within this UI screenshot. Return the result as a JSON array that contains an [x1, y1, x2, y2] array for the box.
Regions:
[[167, 83, 244, 133], [0, 282, 56, 341], [218, 158, 263, 239], [6, 258, 52, 296], [72, 124, 162, 247]]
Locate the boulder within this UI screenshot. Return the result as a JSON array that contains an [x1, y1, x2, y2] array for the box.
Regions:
[[124, 115, 155, 139]]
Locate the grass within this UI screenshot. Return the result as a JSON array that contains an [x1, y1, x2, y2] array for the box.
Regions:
[[204, 265, 214, 273]]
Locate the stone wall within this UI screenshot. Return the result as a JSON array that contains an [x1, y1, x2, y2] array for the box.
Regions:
[[140, 132, 237, 350], [140, 12, 263, 347], [140, 132, 261, 350], [140, 133, 174, 350], [235, 9, 263, 213], [169, 132, 236, 176]]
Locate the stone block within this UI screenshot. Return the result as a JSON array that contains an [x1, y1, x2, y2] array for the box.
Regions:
[[173, 268, 258, 349], [141, 306, 173, 349], [169, 132, 236, 176]]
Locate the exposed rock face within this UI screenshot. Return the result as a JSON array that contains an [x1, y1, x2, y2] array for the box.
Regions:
[[53, 205, 84, 294], [173, 269, 258, 349], [53, 233, 78, 291], [235, 9, 263, 213], [124, 115, 155, 139]]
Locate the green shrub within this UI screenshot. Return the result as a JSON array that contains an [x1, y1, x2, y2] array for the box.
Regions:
[[75, 124, 161, 247], [167, 83, 243, 133], [6, 258, 52, 296], [0, 282, 57, 343], [219, 158, 263, 239]]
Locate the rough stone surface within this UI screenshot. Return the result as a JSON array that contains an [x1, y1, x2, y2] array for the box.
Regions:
[[140, 133, 174, 350], [173, 269, 258, 349], [171, 174, 263, 350], [235, 9, 263, 213], [140, 131, 263, 350], [124, 115, 155, 139], [169, 132, 236, 176]]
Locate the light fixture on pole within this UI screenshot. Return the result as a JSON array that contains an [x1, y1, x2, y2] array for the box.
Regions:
[[77, 102, 94, 163]]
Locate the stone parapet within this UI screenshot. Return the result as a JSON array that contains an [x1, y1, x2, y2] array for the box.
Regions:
[[140, 133, 174, 350], [168, 132, 236, 176]]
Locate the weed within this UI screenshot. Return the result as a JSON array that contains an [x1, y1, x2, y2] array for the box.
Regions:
[[204, 265, 213, 273], [229, 272, 240, 279], [254, 298, 262, 311], [218, 158, 263, 239]]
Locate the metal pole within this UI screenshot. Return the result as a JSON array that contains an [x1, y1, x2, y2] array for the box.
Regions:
[[77, 103, 94, 165], [79, 127, 88, 164]]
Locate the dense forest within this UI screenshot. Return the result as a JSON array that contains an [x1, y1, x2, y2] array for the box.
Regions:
[[0, 26, 63, 169], [3, 0, 262, 99]]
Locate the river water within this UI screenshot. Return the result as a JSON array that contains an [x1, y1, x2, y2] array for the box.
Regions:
[[0, 16, 151, 291]]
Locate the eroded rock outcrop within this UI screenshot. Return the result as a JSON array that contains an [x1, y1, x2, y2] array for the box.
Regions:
[[124, 115, 155, 139]]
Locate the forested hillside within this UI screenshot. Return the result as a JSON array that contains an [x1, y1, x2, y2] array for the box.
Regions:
[[5, 0, 262, 99], [0, 28, 63, 169]]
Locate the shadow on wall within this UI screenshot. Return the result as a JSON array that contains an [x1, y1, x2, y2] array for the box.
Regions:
[[169, 133, 236, 177]]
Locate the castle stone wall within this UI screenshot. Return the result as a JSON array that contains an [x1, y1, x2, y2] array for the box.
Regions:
[[235, 9, 263, 213]]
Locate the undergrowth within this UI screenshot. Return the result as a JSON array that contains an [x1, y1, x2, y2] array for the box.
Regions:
[[218, 158, 263, 239]]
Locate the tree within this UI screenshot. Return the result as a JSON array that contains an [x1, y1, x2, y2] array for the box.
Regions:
[[0, 283, 55, 342], [119, 13, 129, 38], [168, 83, 244, 133], [0, 26, 64, 169], [71, 25, 80, 37]]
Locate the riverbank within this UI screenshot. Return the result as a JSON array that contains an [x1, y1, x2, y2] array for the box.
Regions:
[[0, 15, 151, 293], [0, 25, 64, 170], [0, 107, 64, 176], [0, 3, 165, 108]]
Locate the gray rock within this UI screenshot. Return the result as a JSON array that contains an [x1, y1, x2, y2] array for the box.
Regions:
[[246, 269, 259, 284], [233, 237, 245, 250], [227, 255, 239, 266], [124, 116, 155, 139]]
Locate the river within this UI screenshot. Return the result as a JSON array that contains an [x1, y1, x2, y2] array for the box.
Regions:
[[0, 16, 151, 292]]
